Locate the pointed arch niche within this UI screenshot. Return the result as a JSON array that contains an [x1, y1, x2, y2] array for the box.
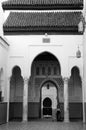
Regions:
[[9, 66, 24, 121], [69, 66, 83, 121]]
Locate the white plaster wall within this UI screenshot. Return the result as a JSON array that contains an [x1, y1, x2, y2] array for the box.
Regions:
[[5, 35, 83, 78]]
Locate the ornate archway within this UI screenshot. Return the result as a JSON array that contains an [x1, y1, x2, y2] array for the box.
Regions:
[[28, 51, 63, 120], [41, 80, 58, 119], [43, 97, 52, 116]]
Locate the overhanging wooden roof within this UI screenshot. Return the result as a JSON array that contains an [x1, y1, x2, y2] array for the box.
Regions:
[[3, 12, 83, 35], [2, 0, 83, 10]]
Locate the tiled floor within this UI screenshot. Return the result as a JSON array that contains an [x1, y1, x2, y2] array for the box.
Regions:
[[0, 121, 86, 130]]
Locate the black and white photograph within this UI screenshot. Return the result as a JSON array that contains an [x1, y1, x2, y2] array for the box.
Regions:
[[0, 0, 86, 130]]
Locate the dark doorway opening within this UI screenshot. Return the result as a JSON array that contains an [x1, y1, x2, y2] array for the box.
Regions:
[[43, 97, 52, 116]]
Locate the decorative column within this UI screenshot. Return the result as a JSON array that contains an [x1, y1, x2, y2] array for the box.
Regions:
[[64, 77, 69, 122], [82, 0, 86, 123], [7, 77, 10, 122], [82, 19, 86, 123], [23, 77, 28, 121], [79, 2, 86, 122]]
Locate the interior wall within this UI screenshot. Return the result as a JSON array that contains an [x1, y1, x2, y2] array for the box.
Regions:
[[0, 103, 7, 124], [10, 76, 23, 102]]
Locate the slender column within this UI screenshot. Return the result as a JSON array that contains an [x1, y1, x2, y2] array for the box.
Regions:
[[82, 79, 85, 123], [82, 2, 86, 121], [23, 77, 28, 121], [64, 77, 69, 122], [82, 22, 86, 123], [7, 77, 10, 122]]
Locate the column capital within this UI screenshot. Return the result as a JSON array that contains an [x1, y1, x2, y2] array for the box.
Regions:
[[63, 77, 69, 83], [24, 77, 29, 84]]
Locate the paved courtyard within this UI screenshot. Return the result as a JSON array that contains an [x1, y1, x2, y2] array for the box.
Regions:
[[0, 121, 86, 130]]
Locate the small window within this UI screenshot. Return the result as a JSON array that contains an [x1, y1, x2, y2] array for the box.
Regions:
[[48, 67, 51, 75], [43, 38, 50, 43], [42, 67, 45, 75], [36, 67, 40, 75], [54, 67, 57, 75]]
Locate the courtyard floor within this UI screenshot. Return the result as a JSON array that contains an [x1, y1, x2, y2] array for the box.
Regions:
[[0, 121, 86, 130]]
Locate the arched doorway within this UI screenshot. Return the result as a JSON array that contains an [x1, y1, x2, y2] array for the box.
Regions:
[[41, 80, 58, 119], [9, 66, 24, 121], [28, 51, 63, 120], [43, 97, 52, 116], [69, 66, 82, 121]]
